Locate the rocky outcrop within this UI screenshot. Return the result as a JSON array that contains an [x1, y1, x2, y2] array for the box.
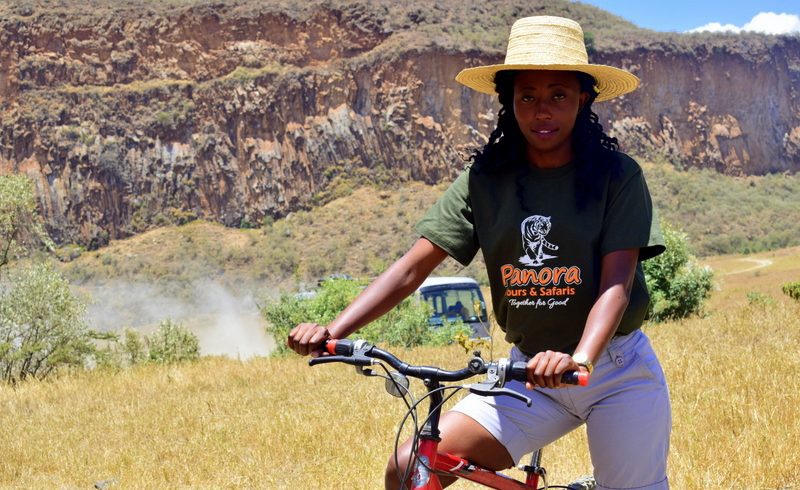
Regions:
[[595, 43, 800, 174], [0, 1, 798, 247]]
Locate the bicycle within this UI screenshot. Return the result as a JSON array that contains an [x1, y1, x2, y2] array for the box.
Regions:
[[310, 338, 596, 490]]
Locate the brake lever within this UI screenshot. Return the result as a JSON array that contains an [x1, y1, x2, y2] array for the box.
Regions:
[[468, 382, 532, 407], [355, 362, 379, 377]]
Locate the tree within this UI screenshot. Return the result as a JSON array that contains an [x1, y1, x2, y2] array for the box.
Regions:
[[0, 262, 91, 383], [643, 223, 714, 322], [0, 174, 52, 274], [0, 174, 94, 383]]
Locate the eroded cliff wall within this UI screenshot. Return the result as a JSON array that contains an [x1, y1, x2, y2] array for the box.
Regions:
[[1, 2, 798, 247]]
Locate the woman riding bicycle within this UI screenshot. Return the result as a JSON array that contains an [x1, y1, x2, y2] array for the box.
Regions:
[[288, 15, 671, 490]]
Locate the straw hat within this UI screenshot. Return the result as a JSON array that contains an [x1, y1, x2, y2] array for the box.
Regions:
[[455, 16, 639, 102]]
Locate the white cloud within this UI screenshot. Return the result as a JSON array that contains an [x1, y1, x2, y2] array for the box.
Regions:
[[688, 22, 741, 33], [688, 12, 800, 34], [743, 12, 800, 34]]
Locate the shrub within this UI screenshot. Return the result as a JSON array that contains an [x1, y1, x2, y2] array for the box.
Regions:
[[121, 328, 148, 365], [782, 282, 800, 302], [643, 223, 714, 322], [95, 325, 196, 370], [358, 297, 467, 348], [747, 291, 775, 308], [261, 279, 360, 356], [146, 320, 200, 364], [0, 262, 92, 383], [261, 278, 468, 356], [54, 244, 85, 262]]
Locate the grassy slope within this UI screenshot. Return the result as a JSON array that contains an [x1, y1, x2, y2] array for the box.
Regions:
[[59, 181, 488, 298], [703, 245, 800, 311], [59, 161, 800, 294], [57, 182, 486, 353], [642, 162, 800, 256], [2, 247, 799, 488]]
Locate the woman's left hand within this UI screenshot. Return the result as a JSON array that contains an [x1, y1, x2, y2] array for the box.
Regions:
[[525, 350, 581, 389]]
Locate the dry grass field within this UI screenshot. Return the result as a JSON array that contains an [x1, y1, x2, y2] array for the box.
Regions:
[[1, 247, 799, 489]]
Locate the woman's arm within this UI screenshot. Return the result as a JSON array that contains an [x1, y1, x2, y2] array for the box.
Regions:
[[572, 248, 639, 366], [526, 248, 639, 388], [287, 237, 449, 356]]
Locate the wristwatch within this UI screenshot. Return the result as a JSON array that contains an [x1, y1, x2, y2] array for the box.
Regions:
[[572, 352, 594, 374]]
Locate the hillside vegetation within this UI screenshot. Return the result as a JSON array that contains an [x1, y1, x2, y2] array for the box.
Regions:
[[643, 163, 800, 255], [2, 247, 799, 488], [0, 0, 784, 56], [59, 182, 485, 300], [60, 161, 800, 298]]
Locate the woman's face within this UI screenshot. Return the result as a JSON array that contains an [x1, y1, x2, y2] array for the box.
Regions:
[[512, 70, 589, 168]]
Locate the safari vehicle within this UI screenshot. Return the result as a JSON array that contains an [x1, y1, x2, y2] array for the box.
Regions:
[[416, 277, 490, 338]]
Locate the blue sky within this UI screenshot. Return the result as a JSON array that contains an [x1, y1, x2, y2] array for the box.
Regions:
[[578, 0, 800, 34]]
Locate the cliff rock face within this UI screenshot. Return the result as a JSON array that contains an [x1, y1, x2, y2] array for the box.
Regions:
[[1, 2, 798, 247], [594, 45, 800, 174]]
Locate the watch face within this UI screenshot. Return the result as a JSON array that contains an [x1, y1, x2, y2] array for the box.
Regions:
[[572, 353, 593, 373]]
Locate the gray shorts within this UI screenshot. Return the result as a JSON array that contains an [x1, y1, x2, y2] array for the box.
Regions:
[[452, 329, 671, 490]]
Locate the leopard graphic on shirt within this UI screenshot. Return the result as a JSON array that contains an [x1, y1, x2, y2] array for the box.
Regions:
[[519, 215, 558, 266]]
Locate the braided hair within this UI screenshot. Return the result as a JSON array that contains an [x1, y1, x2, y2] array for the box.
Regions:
[[469, 70, 621, 209]]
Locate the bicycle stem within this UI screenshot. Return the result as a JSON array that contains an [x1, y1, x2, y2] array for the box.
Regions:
[[419, 379, 444, 442]]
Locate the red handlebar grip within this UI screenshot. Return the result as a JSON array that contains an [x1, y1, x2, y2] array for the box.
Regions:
[[325, 339, 338, 355], [323, 338, 354, 356]]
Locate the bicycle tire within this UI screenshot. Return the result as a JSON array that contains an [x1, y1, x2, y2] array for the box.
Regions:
[[566, 475, 596, 490]]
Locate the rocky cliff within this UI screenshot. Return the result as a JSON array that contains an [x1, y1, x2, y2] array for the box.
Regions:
[[1, 0, 798, 247]]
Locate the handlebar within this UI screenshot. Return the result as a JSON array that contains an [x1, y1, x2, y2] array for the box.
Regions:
[[309, 339, 589, 387]]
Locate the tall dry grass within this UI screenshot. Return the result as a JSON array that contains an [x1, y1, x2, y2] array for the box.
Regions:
[[1, 250, 799, 488]]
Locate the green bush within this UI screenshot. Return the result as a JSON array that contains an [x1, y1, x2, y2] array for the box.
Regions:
[[146, 320, 200, 364], [782, 282, 800, 302], [746, 291, 775, 308], [261, 279, 362, 356], [0, 262, 92, 383], [360, 297, 469, 348], [95, 325, 197, 370], [121, 328, 148, 365], [643, 223, 714, 322], [261, 278, 469, 356]]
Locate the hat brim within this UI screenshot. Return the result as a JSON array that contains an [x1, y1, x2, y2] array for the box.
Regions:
[[455, 63, 639, 102]]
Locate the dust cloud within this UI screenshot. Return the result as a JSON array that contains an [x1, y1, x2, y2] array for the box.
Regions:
[[78, 280, 276, 358]]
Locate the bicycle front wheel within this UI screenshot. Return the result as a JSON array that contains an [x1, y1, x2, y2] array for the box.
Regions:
[[566, 475, 596, 490]]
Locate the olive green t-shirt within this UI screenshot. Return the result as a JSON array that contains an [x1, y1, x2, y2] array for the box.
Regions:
[[416, 152, 665, 355]]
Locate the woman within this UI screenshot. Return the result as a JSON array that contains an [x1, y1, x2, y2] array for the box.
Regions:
[[288, 16, 671, 490]]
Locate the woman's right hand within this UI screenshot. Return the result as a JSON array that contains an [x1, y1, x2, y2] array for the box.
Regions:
[[287, 323, 331, 356], [525, 350, 581, 389]]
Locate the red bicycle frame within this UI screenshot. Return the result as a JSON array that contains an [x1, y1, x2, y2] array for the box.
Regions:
[[406, 380, 542, 490], [411, 439, 542, 489]]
